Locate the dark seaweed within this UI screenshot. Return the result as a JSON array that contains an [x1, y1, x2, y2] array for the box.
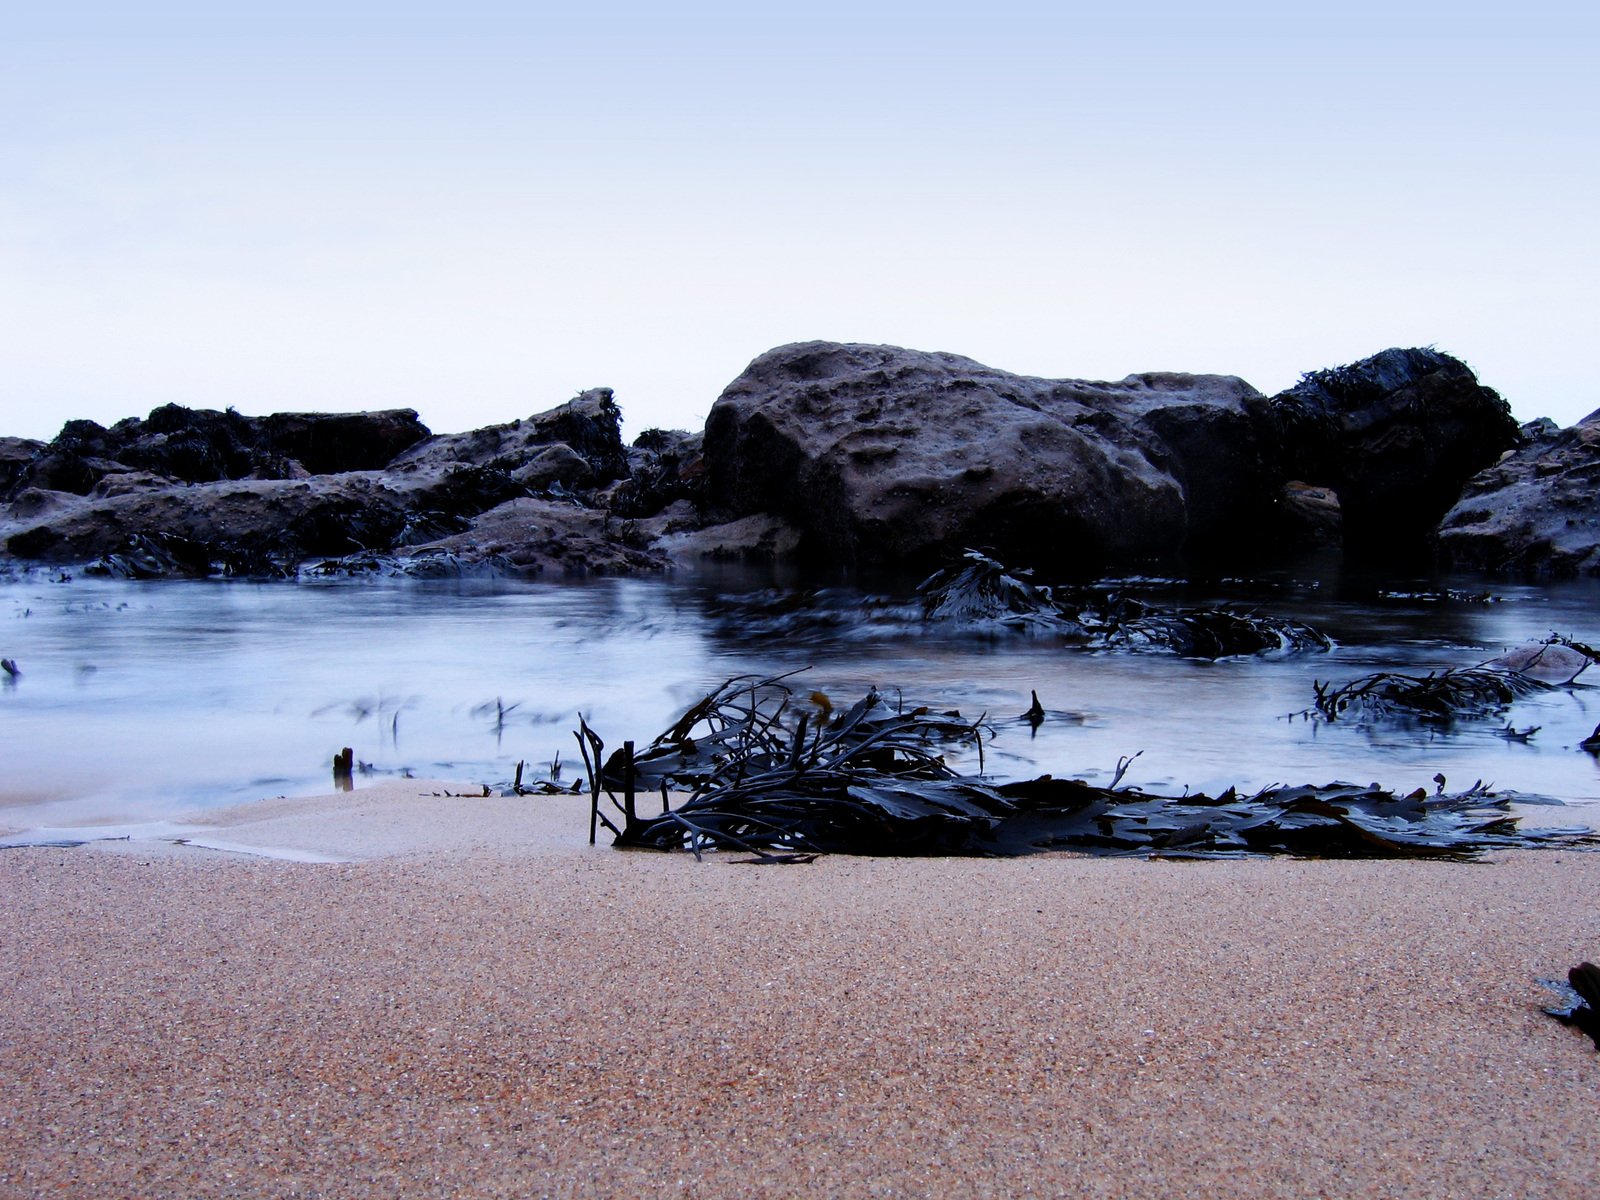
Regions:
[[916, 550, 1331, 658], [1310, 667, 1547, 723], [579, 677, 1595, 862]]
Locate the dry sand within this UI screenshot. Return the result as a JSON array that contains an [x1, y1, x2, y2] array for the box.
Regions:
[[1, 780, 1597, 1199]]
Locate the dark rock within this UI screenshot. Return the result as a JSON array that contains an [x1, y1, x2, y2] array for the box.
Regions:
[[701, 341, 1273, 573], [655, 512, 804, 564], [6, 475, 414, 574], [1438, 411, 1600, 575], [390, 388, 628, 484], [0, 437, 43, 495], [254, 410, 430, 475], [1269, 348, 1520, 561], [395, 496, 670, 576], [609, 429, 704, 519], [1, 406, 431, 499], [90, 471, 173, 499], [1275, 481, 1343, 548]]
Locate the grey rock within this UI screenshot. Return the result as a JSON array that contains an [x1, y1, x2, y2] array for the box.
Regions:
[[701, 341, 1276, 572], [0, 437, 43, 495], [511, 444, 593, 490], [396, 496, 669, 576], [391, 388, 628, 483], [1438, 411, 1600, 575], [655, 512, 805, 564]]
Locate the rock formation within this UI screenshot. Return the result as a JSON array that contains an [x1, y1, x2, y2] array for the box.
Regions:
[[699, 341, 1277, 573], [695, 341, 1518, 573], [1439, 411, 1600, 575], [1268, 347, 1521, 562], [0, 391, 689, 578], [0, 341, 1545, 580]]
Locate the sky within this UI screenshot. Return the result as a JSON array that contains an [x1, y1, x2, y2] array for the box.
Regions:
[[2, 2, 1597, 443]]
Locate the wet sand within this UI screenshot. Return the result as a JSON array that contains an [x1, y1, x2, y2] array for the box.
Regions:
[[1, 781, 1597, 1198]]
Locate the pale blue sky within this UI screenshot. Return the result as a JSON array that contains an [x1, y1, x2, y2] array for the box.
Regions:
[[3, 2, 1596, 441]]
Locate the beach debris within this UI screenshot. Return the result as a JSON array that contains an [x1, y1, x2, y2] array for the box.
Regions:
[[577, 677, 1596, 861], [1582, 724, 1600, 753], [1104, 606, 1331, 657], [1375, 588, 1497, 605], [917, 551, 1081, 634], [1307, 633, 1597, 726], [472, 697, 523, 746], [1022, 691, 1046, 727], [916, 550, 1331, 658], [504, 756, 578, 797], [333, 746, 354, 791], [0, 657, 17, 679], [1538, 963, 1600, 1051], [1309, 666, 1547, 724], [1496, 724, 1541, 743]]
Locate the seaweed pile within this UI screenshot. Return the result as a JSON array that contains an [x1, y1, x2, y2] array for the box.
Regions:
[[576, 676, 1594, 862], [916, 551, 1331, 657], [1308, 638, 1593, 725], [1310, 667, 1548, 723]]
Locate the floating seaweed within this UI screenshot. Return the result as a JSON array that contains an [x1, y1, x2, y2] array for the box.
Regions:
[[577, 679, 1595, 862], [1107, 607, 1331, 657], [1309, 667, 1547, 723], [1307, 635, 1594, 725], [916, 552, 1084, 635], [917, 550, 1331, 658]]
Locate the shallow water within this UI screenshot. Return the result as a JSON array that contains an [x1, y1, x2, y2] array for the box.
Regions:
[[2, 566, 1599, 834]]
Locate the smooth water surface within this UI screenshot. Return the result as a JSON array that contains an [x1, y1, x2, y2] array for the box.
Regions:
[[3, 568, 1600, 834]]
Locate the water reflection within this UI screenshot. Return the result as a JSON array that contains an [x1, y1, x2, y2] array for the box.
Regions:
[[1, 568, 1598, 831]]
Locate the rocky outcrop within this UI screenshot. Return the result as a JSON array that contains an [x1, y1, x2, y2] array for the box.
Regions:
[[1438, 412, 1600, 575], [701, 342, 1277, 573], [1269, 348, 1520, 561], [387, 388, 629, 483], [9, 405, 431, 497], [2, 393, 685, 578], [697, 342, 1523, 573], [0, 342, 1540, 580]]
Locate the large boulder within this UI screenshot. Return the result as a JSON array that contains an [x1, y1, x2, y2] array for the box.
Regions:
[[1438, 411, 1600, 575], [1269, 348, 1520, 561], [700, 341, 1279, 573]]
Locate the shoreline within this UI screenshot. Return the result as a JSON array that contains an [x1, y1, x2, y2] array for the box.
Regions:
[[2, 784, 1598, 1196]]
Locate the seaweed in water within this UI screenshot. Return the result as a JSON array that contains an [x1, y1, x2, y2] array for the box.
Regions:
[[577, 677, 1595, 862], [1309, 667, 1547, 723], [917, 550, 1331, 658], [1107, 607, 1331, 657], [1306, 635, 1594, 725]]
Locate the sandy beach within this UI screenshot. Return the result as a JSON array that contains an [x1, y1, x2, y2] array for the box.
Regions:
[[1, 780, 1597, 1199]]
